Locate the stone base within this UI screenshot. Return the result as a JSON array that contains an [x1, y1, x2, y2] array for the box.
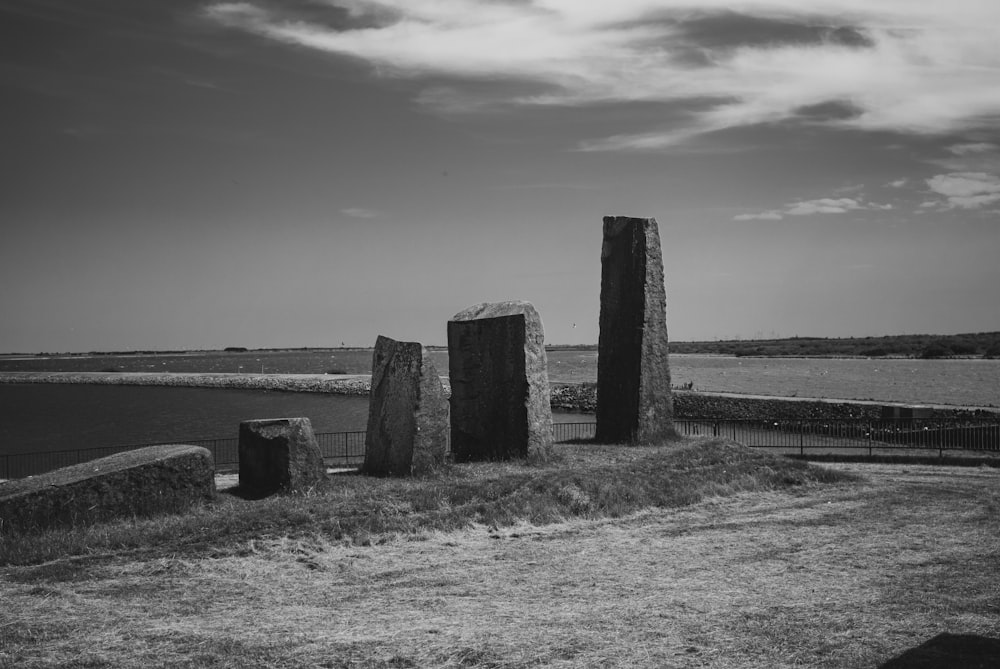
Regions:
[[364, 335, 449, 476], [448, 301, 553, 461], [238, 417, 326, 497]]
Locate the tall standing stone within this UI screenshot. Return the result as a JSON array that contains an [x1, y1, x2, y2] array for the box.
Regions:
[[448, 301, 553, 462], [238, 417, 326, 497], [364, 335, 449, 476], [597, 215, 675, 443]]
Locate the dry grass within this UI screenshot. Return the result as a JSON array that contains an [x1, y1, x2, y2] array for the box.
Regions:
[[1, 453, 998, 667], [0, 438, 844, 564]]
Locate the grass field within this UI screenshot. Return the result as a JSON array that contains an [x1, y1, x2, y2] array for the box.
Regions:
[[1, 439, 998, 668]]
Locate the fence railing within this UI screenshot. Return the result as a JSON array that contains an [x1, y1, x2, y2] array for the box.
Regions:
[[2, 418, 998, 480], [0, 433, 369, 481], [672, 418, 1000, 457]]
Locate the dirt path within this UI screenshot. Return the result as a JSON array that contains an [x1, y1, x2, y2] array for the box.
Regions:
[[3, 463, 998, 668]]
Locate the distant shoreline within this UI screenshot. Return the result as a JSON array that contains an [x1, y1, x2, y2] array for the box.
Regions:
[[4, 330, 998, 362]]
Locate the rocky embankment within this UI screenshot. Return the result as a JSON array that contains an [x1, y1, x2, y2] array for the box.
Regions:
[[2, 372, 997, 425], [551, 384, 1000, 425], [0, 372, 373, 395]]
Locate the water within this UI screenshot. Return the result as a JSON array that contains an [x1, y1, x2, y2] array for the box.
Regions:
[[0, 385, 588, 457], [0, 385, 367, 456], [2, 349, 998, 458], [3, 350, 998, 407], [668, 355, 1000, 408]]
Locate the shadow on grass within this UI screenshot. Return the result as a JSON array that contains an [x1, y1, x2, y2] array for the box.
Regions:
[[221, 468, 365, 501], [879, 633, 1000, 668]]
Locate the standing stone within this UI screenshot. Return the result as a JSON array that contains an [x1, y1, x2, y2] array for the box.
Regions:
[[238, 417, 325, 497], [597, 215, 675, 443], [448, 301, 553, 462], [364, 335, 449, 476]]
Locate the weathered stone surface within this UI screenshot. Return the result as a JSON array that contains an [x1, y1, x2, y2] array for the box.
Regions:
[[0, 444, 215, 534], [448, 301, 553, 461], [238, 417, 325, 496], [364, 335, 449, 476], [597, 215, 675, 443]]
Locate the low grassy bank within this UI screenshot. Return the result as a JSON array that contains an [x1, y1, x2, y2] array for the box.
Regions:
[[1, 438, 846, 566]]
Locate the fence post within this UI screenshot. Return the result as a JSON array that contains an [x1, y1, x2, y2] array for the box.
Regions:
[[799, 426, 804, 457]]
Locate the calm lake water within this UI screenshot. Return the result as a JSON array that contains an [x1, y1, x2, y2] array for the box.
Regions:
[[2, 350, 997, 457], [2, 349, 996, 406], [0, 385, 586, 457]]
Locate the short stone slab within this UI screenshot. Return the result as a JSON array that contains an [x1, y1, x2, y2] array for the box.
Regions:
[[238, 417, 326, 497], [448, 300, 553, 462], [0, 444, 215, 534], [364, 335, 449, 476]]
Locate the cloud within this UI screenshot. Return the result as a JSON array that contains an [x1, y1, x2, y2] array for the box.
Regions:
[[925, 172, 1000, 209], [785, 197, 864, 215], [928, 143, 1000, 174], [204, 1, 1000, 150], [734, 210, 784, 221], [948, 143, 999, 156], [886, 178, 907, 188], [341, 207, 380, 219], [734, 195, 892, 220]]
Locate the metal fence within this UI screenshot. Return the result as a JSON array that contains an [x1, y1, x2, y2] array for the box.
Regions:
[[0, 432, 369, 481], [672, 418, 1000, 457], [2, 418, 998, 481]]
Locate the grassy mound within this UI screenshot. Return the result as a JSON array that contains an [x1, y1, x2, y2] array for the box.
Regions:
[[0, 437, 854, 568]]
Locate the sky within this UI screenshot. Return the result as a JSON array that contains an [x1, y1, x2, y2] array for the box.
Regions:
[[2, 0, 999, 352]]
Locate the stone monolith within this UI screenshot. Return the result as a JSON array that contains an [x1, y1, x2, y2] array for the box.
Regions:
[[238, 417, 325, 497], [447, 301, 553, 461], [364, 335, 449, 476], [0, 444, 215, 533], [597, 215, 675, 443]]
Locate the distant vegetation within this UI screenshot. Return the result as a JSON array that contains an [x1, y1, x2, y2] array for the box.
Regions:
[[19, 332, 1000, 359], [669, 332, 1000, 358], [34, 349, 194, 357]]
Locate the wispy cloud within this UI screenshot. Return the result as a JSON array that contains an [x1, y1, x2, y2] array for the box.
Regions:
[[786, 198, 865, 216], [928, 142, 1000, 174], [886, 178, 907, 188], [948, 142, 999, 156], [341, 207, 380, 219], [204, 1, 1000, 150], [733, 210, 784, 221], [734, 196, 891, 220]]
